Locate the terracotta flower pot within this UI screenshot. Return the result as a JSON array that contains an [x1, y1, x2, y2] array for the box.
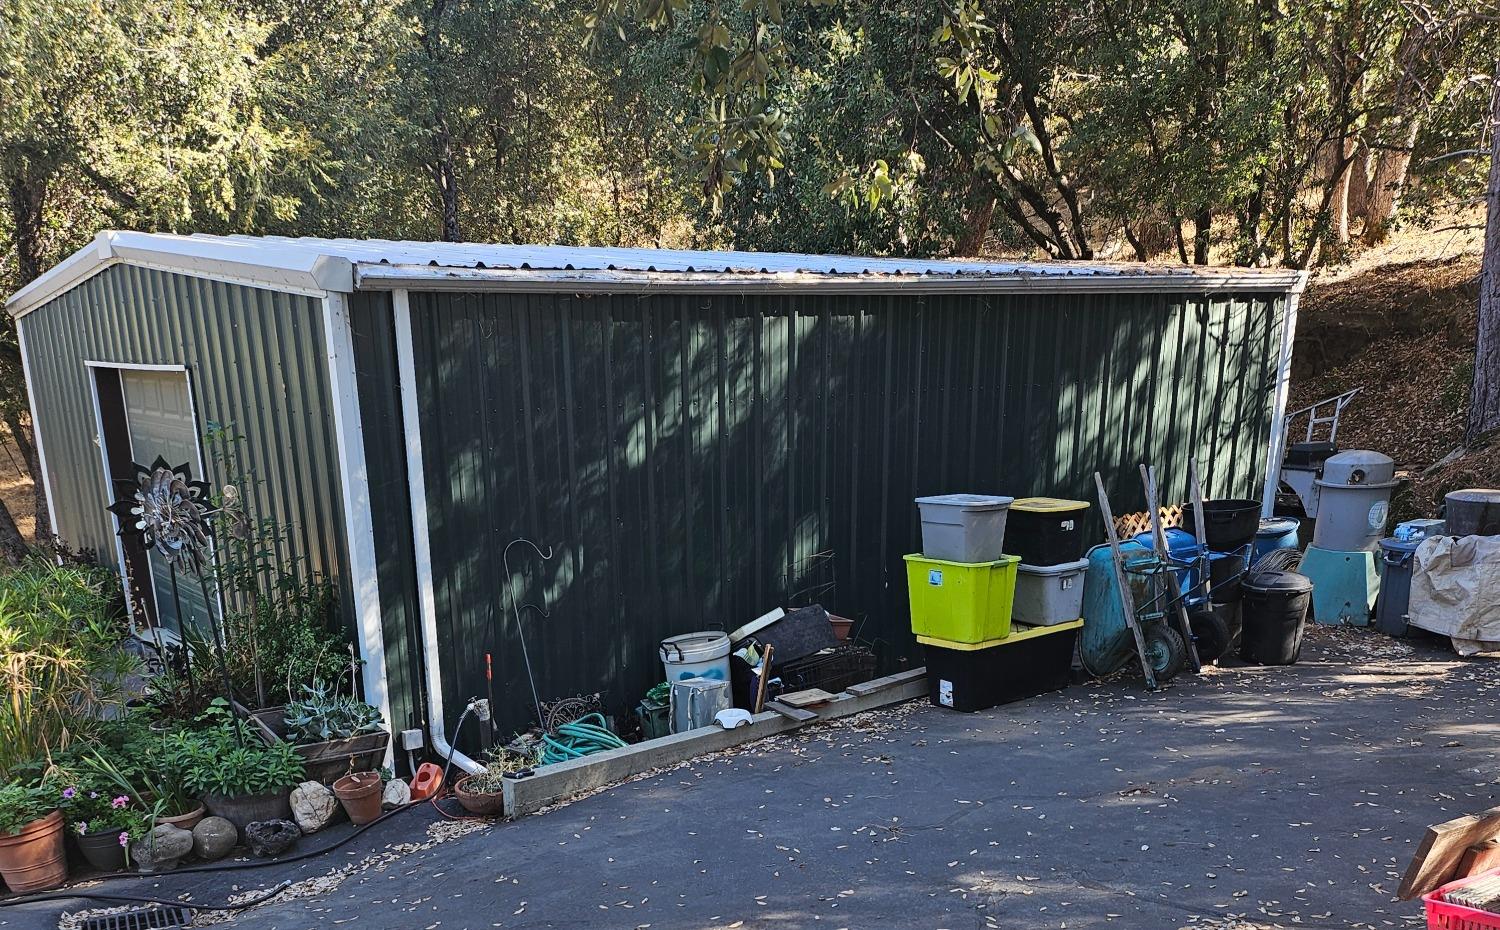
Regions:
[[332, 773, 383, 826], [0, 809, 67, 892], [74, 826, 129, 873], [453, 777, 505, 817], [158, 802, 206, 833]]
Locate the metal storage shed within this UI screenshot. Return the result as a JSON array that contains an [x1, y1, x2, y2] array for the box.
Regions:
[[8, 231, 1305, 770]]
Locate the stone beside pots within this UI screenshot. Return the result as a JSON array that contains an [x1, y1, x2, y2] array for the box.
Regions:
[[332, 773, 383, 825], [0, 809, 67, 892]]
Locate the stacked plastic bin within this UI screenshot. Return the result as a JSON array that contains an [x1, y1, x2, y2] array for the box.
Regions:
[[906, 495, 1082, 712]]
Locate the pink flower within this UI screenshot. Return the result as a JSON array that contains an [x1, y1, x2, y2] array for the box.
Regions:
[[62, 787, 76, 800], [111, 795, 129, 809], [118, 832, 130, 847]]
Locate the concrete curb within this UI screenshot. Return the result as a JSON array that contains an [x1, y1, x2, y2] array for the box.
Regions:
[[502, 668, 928, 818]]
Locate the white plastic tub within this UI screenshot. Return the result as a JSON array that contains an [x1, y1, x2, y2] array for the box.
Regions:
[[1012, 558, 1089, 626], [915, 494, 1015, 562], [659, 631, 731, 683]]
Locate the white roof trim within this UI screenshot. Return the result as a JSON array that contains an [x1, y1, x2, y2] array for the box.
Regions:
[[353, 263, 1306, 295], [7, 232, 1303, 317]]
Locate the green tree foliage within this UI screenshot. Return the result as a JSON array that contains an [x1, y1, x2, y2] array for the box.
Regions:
[[0, 0, 1495, 549]]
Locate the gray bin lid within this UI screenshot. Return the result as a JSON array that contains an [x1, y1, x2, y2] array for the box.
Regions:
[[1320, 450, 1396, 486], [914, 493, 1014, 511]]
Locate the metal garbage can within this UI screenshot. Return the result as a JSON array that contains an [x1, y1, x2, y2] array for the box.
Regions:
[[1444, 489, 1500, 537], [1311, 451, 1397, 552], [1374, 537, 1420, 636]]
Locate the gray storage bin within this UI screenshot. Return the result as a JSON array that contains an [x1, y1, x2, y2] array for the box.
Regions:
[[915, 493, 1014, 562], [1013, 558, 1089, 626]]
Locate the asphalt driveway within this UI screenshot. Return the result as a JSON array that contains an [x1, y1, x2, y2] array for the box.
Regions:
[[8, 627, 1497, 930]]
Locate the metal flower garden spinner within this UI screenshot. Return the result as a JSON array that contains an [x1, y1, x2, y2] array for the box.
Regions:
[[107, 456, 244, 734]]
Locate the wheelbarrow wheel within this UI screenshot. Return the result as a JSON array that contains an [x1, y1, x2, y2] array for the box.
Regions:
[[1142, 625, 1187, 682], [1188, 607, 1231, 664]]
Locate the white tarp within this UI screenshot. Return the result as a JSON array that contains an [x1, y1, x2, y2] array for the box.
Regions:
[[1408, 535, 1500, 655]]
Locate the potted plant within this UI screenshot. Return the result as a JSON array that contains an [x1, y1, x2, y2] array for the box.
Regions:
[[247, 683, 390, 784], [80, 738, 205, 832], [59, 781, 151, 872], [179, 716, 304, 834], [0, 782, 67, 892], [453, 748, 534, 817], [331, 772, 383, 825]]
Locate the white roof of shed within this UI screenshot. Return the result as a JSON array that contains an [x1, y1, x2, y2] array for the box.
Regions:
[[6, 231, 1305, 316]]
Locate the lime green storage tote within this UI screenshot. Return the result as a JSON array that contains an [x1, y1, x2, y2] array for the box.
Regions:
[[904, 553, 1020, 643]]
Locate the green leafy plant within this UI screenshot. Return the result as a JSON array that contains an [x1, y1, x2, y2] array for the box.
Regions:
[[177, 719, 304, 798], [0, 557, 137, 779], [464, 746, 539, 795], [58, 779, 136, 836], [0, 782, 56, 835], [204, 426, 356, 708], [282, 683, 384, 744]]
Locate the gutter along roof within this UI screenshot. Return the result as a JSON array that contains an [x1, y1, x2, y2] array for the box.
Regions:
[[6, 231, 1307, 317]]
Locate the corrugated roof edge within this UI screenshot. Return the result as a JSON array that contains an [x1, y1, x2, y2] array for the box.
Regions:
[[6, 231, 1306, 317]]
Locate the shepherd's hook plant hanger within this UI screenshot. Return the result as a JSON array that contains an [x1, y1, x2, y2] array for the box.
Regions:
[[502, 537, 554, 731]]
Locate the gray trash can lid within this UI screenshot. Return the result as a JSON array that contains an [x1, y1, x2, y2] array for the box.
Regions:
[[1378, 537, 1421, 555], [914, 493, 1014, 510]]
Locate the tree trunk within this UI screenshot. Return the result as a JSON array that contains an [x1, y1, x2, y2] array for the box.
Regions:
[[4, 169, 49, 548], [954, 177, 996, 256], [1467, 60, 1500, 441], [1363, 125, 1419, 246], [1330, 137, 1356, 246], [1346, 140, 1371, 222]]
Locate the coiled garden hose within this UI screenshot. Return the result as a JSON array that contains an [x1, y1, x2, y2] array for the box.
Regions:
[[539, 713, 626, 765]]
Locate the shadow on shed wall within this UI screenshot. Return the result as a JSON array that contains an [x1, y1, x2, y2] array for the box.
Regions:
[[355, 288, 1284, 743]]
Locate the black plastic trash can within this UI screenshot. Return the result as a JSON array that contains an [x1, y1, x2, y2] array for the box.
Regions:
[[1240, 570, 1313, 665], [1374, 537, 1420, 636]]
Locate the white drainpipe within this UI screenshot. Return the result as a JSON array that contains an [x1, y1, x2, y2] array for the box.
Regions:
[[1260, 271, 1310, 518], [393, 289, 483, 775]]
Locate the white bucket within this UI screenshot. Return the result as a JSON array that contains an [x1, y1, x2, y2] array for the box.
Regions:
[[659, 631, 731, 683]]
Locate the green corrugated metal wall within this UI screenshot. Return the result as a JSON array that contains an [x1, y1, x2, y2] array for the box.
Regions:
[[353, 287, 1286, 745], [20, 264, 350, 610]]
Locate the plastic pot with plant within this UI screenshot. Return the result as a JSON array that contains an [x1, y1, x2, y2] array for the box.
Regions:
[[0, 782, 67, 892], [178, 713, 304, 835], [57, 780, 157, 872]]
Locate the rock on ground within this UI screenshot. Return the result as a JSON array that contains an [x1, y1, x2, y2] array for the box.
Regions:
[[382, 779, 411, 809], [244, 819, 301, 858], [290, 780, 338, 833], [191, 815, 237, 861], [129, 823, 194, 872]]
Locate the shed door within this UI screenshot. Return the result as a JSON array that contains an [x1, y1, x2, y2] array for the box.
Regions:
[[96, 367, 216, 634]]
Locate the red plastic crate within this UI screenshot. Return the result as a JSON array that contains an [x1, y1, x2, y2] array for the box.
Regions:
[[1425, 867, 1500, 929]]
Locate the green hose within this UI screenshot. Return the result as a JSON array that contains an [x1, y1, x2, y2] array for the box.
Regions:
[[540, 712, 627, 765]]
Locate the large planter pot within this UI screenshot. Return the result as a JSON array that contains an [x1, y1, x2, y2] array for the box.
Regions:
[[332, 773, 383, 826], [74, 826, 129, 873], [235, 701, 391, 786], [203, 790, 292, 837], [452, 777, 505, 817], [0, 809, 67, 892], [158, 802, 206, 833]]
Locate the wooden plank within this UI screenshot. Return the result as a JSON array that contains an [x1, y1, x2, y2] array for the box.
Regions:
[[1143, 463, 1200, 671], [765, 701, 817, 722], [779, 687, 837, 708], [1399, 805, 1500, 899], [846, 668, 927, 696], [1095, 471, 1157, 688]]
